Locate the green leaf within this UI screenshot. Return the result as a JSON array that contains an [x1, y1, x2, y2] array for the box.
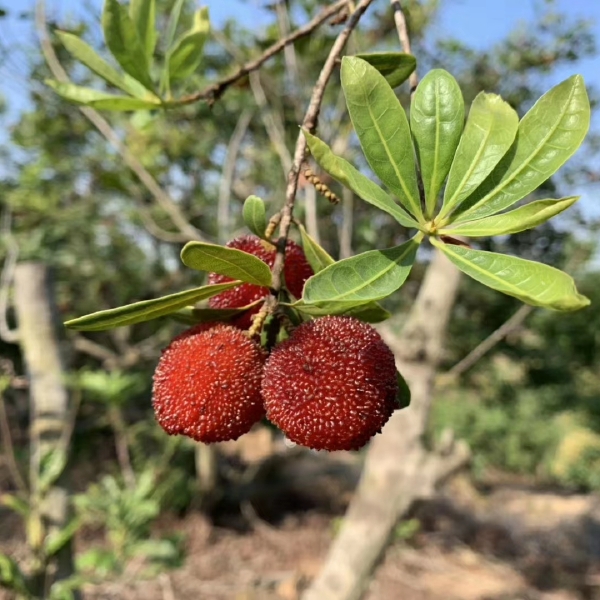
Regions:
[[0, 493, 29, 517], [39, 449, 68, 495], [304, 130, 420, 229], [164, 0, 185, 51], [303, 239, 419, 304], [440, 196, 579, 237], [171, 302, 261, 325], [102, 0, 154, 91], [45, 518, 81, 557], [410, 69, 464, 217], [292, 300, 391, 323], [129, 0, 157, 64], [167, 7, 210, 83], [64, 282, 241, 331], [242, 195, 267, 238], [355, 52, 416, 88], [452, 75, 590, 223], [0, 552, 29, 594], [46, 80, 160, 111], [56, 31, 153, 100], [180, 241, 272, 286], [396, 371, 411, 410], [341, 56, 422, 221], [431, 238, 589, 311], [297, 222, 335, 273], [439, 92, 518, 221]]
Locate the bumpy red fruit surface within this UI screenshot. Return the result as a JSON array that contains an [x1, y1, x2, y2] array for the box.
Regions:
[[261, 316, 398, 451], [208, 235, 313, 329], [152, 323, 266, 443]]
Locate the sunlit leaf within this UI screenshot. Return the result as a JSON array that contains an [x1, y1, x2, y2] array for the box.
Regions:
[[129, 0, 157, 64], [56, 31, 153, 100], [242, 195, 267, 238], [167, 7, 210, 83], [45, 81, 161, 110], [440, 92, 518, 221], [64, 282, 241, 331], [431, 238, 589, 310], [303, 239, 419, 304], [103, 0, 154, 91], [410, 69, 464, 217], [441, 196, 579, 237], [180, 241, 272, 286], [341, 56, 422, 220], [452, 75, 590, 223], [304, 130, 420, 229], [356, 52, 416, 88]]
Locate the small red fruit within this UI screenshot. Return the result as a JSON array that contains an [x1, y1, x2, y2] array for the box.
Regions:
[[261, 316, 399, 451], [152, 323, 266, 443], [208, 235, 313, 329]]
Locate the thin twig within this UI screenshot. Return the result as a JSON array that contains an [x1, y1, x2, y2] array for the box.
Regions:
[[250, 71, 293, 175], [218, 109, 254, 244], [442, 304, 534, 381], [0, 210, 19, 344], [269, 0, 376, 296], [179, 0, 350, 105], [36, 0, 203, 242], [390, 0, 418, 94]]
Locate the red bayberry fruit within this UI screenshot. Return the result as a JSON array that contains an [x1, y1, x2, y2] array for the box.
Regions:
[[208, 235, 313, 329], [261, 316, 399, 451], [152, 323, 267, 443]]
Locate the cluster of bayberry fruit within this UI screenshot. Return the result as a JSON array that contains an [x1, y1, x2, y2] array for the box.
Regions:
[[152, 235, 400, 451]]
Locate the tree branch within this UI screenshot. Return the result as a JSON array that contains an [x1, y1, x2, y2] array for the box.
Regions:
[[218, 109, 254, 244], [442, 304, 534, 381], [36, 0, 204, 242], [179, 0, 351, 105], [269, 0, 377, 295], [390, 0, 418, 94], [0, 210, 19, 344]]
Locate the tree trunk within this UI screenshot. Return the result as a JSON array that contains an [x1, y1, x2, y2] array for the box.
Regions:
[[14, 262, 77, 596], [302, 249, 470, 600]]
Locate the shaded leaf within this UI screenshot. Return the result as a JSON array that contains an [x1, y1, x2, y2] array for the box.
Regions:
[[297, 222, 335, 273], [171, 301, 262, 325], [180, 241, 272, 286], [102, 0, 154, 91], [242, 195, 267, 238], [396, 371, 411, 410], [292, 300, 391, 323], [167, 7, 210, 83], [129, 0, 157, 64], [441, 196, 579, 237], [431, 238, 589, 311], [341, 56, 422, 220], [164, 0, 185, 51], [356, 52, 416, 88], [304, 130, 420, 229], [440, 93, 518, 220], [0, 553, 28, 593], [64, 282, 241, 331], [303, 239, 419, 304], [46, 80, 160, 111], [410, 69, 464, 217], [453, 75, 590, 223]]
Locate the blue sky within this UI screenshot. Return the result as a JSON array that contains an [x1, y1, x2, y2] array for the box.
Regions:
[[1, 0, 599, 212]]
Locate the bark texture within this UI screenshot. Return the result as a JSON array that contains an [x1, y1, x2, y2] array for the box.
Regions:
[[302, 250, 469, 600], [14, 262, 77, 594]]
